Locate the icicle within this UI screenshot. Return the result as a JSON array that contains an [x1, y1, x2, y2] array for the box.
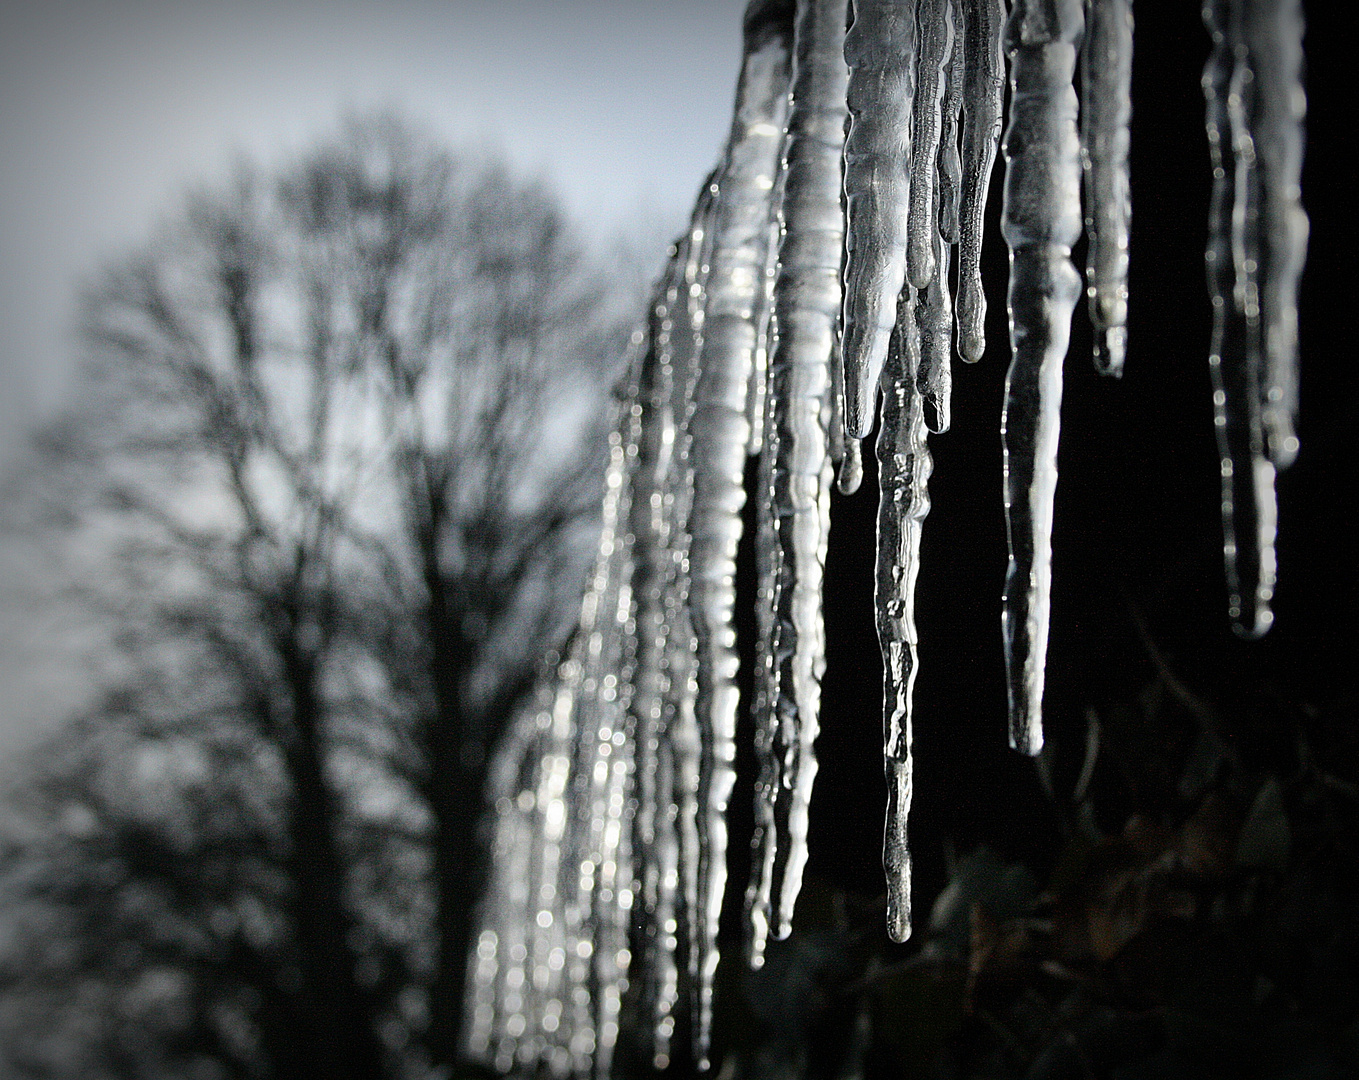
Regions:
[[1202, 0, 1275, 638], [1199, 0, 1306, 629], [828, 336, 847, 469], [876, 301, 933, 943], [827, 299, 861, 496], [535, 347, 643, 1075], [687, 4, 792, 1064], [753, 0, 848, 957], [466, 695, 547, 1069], [1244, 0, 1306, 471], [620, 185, 724, 1066], [645, 739, 682, 1070], [626, 244, 686, 1069], [1079, 0, 1133, 376], [668, 178, 720, 1049], [956, 0, 1006, 362], [650, 175, 719, 1068], [746, 149, 788, 458], [918, 0, 959, 432], [936, 0, 965, 247], [916, 226, 954, 433], [748, 357, 781, 970], [465, 188, 716, 1077], [561, 368, 643, 1076], [842, 0, 918, 438], [908, 0, 955, 289], [590, 657, 636, 1080], [999, 0, 1085, 757]]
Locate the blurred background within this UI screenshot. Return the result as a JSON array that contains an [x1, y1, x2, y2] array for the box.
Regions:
[[1, 2, 1354, 1078], [0, 0, 750, 754]]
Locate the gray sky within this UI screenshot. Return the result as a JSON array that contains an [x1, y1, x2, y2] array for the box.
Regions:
[[0, 0, 748, 756], [0, 0, 747, 447]]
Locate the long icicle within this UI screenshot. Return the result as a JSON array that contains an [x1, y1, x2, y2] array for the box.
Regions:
[[916, 226, 955, 433], [465, 685, 549, 1071], [1245, 0, 1305, 473], [748, 330, 782, 968], [746, 154, 788, 459], [664, 176, 720, 1062], [764, 0, 848, 951], [999, 0, 1085, 757], [907, 0, 955, 290], [876, 296, 933, 944], [538, 325, 648, 1075], [1080, 0, 1134, 376], [936, 0, 965, 248], [687, 3, 793, 1064], [626, 230, 688, 1071], [841, 0, 918, 439], [565, 353, 643, 1078], [1202, 0, 1274, 637], [955, 0, 1006, 363], [915, 1, 960, 434]]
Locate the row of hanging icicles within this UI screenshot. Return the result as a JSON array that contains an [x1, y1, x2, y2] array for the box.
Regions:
[[466, 0, 1307, 1074]]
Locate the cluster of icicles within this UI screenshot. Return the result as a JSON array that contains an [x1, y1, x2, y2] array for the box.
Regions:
[[465, 0, 1306, 1074]]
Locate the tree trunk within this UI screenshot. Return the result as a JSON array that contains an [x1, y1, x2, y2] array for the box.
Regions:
[[423, 577, 487, 1069], [281, 639, 388, 1080]]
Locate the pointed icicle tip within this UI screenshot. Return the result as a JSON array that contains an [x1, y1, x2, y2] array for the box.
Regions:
[[883, 757, 913, 942], [1093, 326, 1127, 377], [837, 437, 864, 494]]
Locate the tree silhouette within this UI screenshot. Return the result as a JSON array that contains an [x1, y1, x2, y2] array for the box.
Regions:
[[0, 115, 628, 1078]]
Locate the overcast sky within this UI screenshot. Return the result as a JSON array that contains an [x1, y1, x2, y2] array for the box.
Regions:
[[0, 0, 748, 756], [0, 0, 747, 452]]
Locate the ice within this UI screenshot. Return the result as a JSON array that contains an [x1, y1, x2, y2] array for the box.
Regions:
[[936, 1, 965, 247], [875, 308, 933, 943], [669, 178, 720, 1050], [1080, 0, 1133, 375], [841, 0, 919, 438], [748, 355, 781, 968], [463, 165, 724, 1075], [956, 0, 1007, 363], [687, 7, 792, 1062], [1245, 0, 1306, 471], [464, 0, 1311, 1073], [1202, 0, 1280, 637], [745, 157, 787, 459], [916, 226, 954, 433], [907, 0, 955, 289], [837, 436, 865, 495], [762, 0, 848, 948], [998, 0, 1085, 756], [1212, 0, 1306, 485], [626, 236, 687, 1066], [747, 0, 849, 968]]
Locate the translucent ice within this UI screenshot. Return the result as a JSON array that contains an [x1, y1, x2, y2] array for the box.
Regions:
[[956, 0, 1006, 362], [753, 0, 848, 957], [687, 8, 792, 1061], [842, 0, 918, 438], [875, 309, 933, 942], [1079, 0, 1133, 375], [999, 0, 1085, 756]]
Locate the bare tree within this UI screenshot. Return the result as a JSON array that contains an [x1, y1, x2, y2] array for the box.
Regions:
[[0, 115, 627, 1078]]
